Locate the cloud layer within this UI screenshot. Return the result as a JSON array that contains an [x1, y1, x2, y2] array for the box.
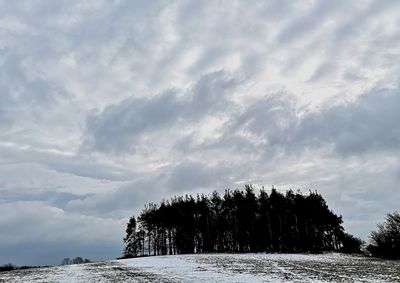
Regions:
[[0, 0, 399, 265]]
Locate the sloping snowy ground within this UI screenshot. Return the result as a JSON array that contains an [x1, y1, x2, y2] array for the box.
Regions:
[[1, 253, 399, 283]]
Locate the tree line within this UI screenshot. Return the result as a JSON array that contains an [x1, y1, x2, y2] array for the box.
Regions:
[[0, 256, 92, 273], [123, 185, 361, 258]]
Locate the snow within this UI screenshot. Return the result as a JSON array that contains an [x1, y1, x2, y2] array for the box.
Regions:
[[1, 253, 399, 282], [120, 255, 267, 282]]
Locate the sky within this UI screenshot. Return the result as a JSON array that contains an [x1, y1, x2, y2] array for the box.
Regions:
[[0, 0, 399, 266]]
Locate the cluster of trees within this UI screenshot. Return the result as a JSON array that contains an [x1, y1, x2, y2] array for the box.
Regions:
[[0, 264, 16, 272], [123, 186, 361, 258], [367, 211, 400, 259], [61, 257, 91, 265]]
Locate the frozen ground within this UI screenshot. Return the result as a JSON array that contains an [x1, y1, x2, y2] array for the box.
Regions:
[[1, 253, 399, 282]]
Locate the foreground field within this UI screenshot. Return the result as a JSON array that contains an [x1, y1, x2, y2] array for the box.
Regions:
[[1, 253, 399, 282]]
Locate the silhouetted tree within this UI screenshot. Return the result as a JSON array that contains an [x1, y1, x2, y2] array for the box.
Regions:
[[0, 263, 15, 272], [123, 216, 140, 257], [61, 257, 90, 265], [338, 232, 364, 254], [368, 211, 400, 259], [124, 186, 354, 257], [72, 257, 84, 264], [61, 258, 71, 265]]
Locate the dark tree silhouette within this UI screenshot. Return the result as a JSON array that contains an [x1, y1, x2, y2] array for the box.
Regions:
[[338, 233, 363, 254], [61, 258, 71, 265], [0, 263, 15, 272], [368, 211, 400, 259], [123, 185, 357, 257], [61, 257, 91, 265], [72, 257, 84, 264], [123, 216, 140, 257]]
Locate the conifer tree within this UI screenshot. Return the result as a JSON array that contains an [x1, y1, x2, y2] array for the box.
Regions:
[[123, 185, 356, 257]]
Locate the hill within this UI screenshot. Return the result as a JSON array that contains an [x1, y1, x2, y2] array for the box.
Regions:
[[1, 253, 399, 282]]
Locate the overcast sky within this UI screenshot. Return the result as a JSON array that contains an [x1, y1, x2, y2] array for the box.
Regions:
[[1, 0, 399, 266]]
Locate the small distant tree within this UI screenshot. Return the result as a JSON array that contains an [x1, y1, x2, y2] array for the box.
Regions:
[[368, 211, 400, 259], [0, 263, 15, 272], [72, 257, 84, 264], [61, 258, 71, 265]]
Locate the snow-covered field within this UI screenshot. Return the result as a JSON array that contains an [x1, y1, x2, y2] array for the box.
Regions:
[[1, 253, 399, 283]]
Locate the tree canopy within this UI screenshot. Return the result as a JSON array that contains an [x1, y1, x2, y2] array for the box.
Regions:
[[123, 185, 360, 258], [368, 211, 400, 259]]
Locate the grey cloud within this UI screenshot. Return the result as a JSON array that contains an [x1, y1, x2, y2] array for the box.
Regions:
[[0, 161, 123, 219], [310, 157, 400, 239], [231, 95, 297, 144], [83, 71, 239, 153], [166, 161, 231, 192], [0, 54, 61, 130], [332, 0, 400, 43], [65, 177, 163, 217], [308, 62, 337, 82], [48, 160, 134, 182], [293, 87, 400, 155], [0, 145, 135, 181], [276, 0, 400, 81], [84, 91, 182, 153], [186, 71, 239, 117], [342, 70, 366, 82], [0, 189, 85, 209], [276, 0, 343, 45], [66, 160, 233, 218], [175, 93, 297, 156], [174, 84, 400, 161], [0, 201, 126, 265]]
